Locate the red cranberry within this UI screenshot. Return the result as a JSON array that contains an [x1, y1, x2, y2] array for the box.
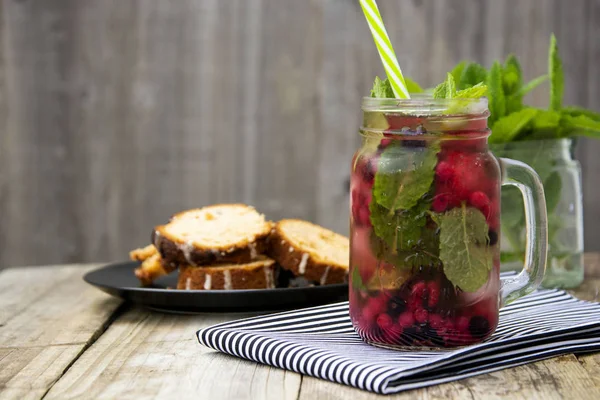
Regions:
[[414, 308, 429, 324], [435, 161, 454, 182], [411, 281, 427, 298], [398, 311, 415, 328]]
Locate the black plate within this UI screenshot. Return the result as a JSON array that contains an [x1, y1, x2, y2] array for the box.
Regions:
[[83, 262, 349, 313]]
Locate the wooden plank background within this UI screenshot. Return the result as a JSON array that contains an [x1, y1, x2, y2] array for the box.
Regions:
[[0, 0, 598, 268]]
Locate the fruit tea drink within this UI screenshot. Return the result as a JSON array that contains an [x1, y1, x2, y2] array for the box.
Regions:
[[349, 96, 547, 349]]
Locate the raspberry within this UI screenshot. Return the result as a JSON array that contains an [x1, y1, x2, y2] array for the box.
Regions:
[[451, 176, 470, 202], [429, 314, 444, 329], [427, 281, 440, 308], [411, 281, 427, 298], [435, 161, 454, 182], [456, 316, 471, 333], [363, 295, 388, 324], [376, 313, 394, 330], [398, 311, 415, 328], [469, 191, 490, 215], [414, 308, 429, 324]]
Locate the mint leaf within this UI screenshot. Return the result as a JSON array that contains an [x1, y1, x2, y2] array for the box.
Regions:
[[351, 265, 366, 290], [373, 143, 440, 211], [503, 54, 524, 114], [437, 204, 493, 292], [405, 77, 424, 93], [370, 199, 440, 270], [517, 75, 548, 97], [544, 171, 562, 213], [549, 34, 564, 111], [370, 195, 433, 250], [489, 108, 538, 144], [560, 115, 600, 138], [529, 110, 561, 139], [503, 54, 523, 95], [432, 73, 457, 99], [450, 61, 468, 86], [371, 76, 395, 98], [459, 63, 488, 89], [487, 61, 506, 125], [455, 82, 488, 98], [562, 106, 600, 122]]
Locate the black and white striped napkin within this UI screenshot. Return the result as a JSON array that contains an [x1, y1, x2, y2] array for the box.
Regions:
[[197, 289, 600, 394]]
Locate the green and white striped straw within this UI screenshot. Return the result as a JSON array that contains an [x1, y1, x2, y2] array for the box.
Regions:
[[359, 0, 410, 99]]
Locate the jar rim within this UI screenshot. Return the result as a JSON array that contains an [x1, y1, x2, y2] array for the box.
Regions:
[[361, 93, 489, 116]]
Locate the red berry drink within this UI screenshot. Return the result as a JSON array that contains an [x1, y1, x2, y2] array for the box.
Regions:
[[350, 96, 501, 349]]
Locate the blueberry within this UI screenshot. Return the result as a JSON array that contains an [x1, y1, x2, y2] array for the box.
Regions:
[[469, 316, 491, 339], [488, 230, 498, 246], [363, 160, 376, 182], [387, 297, 407, 318]]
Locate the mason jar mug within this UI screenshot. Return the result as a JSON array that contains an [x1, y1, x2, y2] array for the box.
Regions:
[[349, 96, 548, 349]]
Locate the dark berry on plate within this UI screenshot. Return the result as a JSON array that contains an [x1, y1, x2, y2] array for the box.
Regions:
[[488, 230, 498, 246], [469, 316, 491, 339]]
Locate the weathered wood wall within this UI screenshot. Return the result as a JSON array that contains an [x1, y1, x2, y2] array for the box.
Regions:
[[0, 0, 598, 268]]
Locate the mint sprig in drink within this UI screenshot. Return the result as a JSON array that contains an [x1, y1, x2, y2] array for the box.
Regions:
[[351, 2, 547, 349]]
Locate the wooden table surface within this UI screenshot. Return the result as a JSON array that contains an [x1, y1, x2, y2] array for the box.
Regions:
[[2, 255, 600, 400]]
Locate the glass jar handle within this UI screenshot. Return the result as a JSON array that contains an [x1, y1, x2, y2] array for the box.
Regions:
[[498, 157, 548, 306]]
